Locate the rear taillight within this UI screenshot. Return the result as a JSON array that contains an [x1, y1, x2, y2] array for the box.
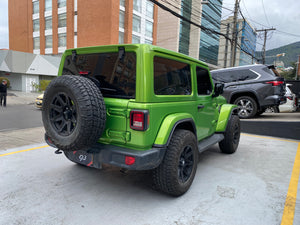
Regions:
[[130, 110, 149, 131], [125, 156, 135, 165], [265, 81, 284, 86]]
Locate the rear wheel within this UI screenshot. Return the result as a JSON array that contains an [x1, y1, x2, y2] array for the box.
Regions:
[[42, 75, 106, 151], [234, 96, 257, 119], [152, 130, 198, 196]]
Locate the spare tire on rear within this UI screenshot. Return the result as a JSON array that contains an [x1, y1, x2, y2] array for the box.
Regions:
[[42, 75, 106, 151]]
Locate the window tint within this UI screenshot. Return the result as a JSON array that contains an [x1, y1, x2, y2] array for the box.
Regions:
[[211, 69, 258, 83], [154, 57, 191, 95], [196, 67, 212, 95], [63, 52, 136, 99]]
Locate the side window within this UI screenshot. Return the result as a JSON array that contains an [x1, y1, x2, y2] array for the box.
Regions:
[[211, 71, 232, 83], [237, 69, 258, 81], [196, 67, 212, 95], [154, 56, 191, 95]]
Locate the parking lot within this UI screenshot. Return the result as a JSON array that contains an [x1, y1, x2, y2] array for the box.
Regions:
[[0, 133, 299, 225]]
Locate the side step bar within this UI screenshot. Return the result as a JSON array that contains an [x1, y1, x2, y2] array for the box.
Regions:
[[198, 133, 224, 153]]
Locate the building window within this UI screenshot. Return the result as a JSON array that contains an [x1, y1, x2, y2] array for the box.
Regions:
[[45, 16, 52, 30], [58, 13, 67, 28], [45, 0, 52, 11], [58, 0, 66, 8], [33, 1, 39, 14], [58, 33, 66, 47], [119, 32, 124, 44], [120, 0, 125, 7], [132, 35, 140, 44], [132, 15, 141, 33], [145, 39, 152, 44], [33, 37, 40, 49], [33, 19, 40, 32], [45, 35, 52, 48], [133, 0, 141, 12], [145, 20, 153, 38], [119, 10, 125, 29], [146, 1, 154, 19]]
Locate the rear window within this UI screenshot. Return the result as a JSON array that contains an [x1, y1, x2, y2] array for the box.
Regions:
[[62, 52, 136, 99]]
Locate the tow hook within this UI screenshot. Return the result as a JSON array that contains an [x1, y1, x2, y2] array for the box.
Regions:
[[55, 149, 63, 154]]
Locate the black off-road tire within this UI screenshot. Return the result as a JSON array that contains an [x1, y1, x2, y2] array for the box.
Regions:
[[42, 75, 106, 151], [219, 115, 240, 154], [152, 130, 198, 196], [234, 96, 257, 119]]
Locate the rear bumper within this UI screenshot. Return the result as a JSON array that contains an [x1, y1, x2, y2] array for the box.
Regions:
[[261, 95, 286, 108], [64, 143, 166, 170]]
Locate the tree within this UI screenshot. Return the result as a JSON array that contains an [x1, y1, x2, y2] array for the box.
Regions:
[[279, 62, 296, 80]]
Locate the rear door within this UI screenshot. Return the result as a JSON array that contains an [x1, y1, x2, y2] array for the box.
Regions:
[[62, 51, 137, 144]]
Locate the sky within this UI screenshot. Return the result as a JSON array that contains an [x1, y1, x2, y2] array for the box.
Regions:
[[0, 0, 300, 51], [222, 0, 300, 51]]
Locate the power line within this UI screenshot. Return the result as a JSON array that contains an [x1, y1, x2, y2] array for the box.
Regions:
[[151, 0, 259, 62], [261, 0, 271, 27]]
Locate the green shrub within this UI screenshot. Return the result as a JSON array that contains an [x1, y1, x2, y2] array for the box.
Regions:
[[40, 80, 52, 91], [0, 77, 10, 88]]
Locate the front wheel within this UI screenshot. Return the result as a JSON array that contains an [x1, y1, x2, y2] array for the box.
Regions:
[[152, 130, 198, 196], [219, 115, 240, 154]]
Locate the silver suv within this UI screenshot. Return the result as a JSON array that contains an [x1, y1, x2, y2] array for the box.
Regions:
[[211, 64, 286, 119]]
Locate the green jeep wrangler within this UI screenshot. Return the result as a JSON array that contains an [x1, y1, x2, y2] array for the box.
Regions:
[[42, 44, 240, 196]]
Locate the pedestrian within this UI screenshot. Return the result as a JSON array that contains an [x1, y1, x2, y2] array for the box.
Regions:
[[0, 80, 8, 107]]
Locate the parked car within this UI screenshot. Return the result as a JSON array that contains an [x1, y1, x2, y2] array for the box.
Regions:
[[34, 93, 44, 109], [266, 84, 298, 113], [41, 44, 240, 196], [211, 64, 286, 119]]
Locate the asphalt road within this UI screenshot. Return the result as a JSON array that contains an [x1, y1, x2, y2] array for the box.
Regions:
[[0, 104, 43, 132], [1, 134, 299, 225]]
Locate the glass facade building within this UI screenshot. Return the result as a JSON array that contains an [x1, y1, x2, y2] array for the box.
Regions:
[[178, 0, 192, 55], [239, 21, 257, 66], [199, 0, 222, 65]]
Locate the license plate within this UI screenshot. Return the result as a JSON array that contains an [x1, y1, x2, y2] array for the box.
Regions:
[[72, 150, 93, 167]]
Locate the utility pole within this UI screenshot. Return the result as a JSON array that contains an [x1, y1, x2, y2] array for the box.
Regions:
[[224, 23, 230, 68], [230, 0, 239, 67], [256, 28, 276, 64]]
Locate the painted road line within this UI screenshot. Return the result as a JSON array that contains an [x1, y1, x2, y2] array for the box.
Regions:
[[241, 133, 300, 144], [0, 145, 49, 157], [281, 143, 300, 225]]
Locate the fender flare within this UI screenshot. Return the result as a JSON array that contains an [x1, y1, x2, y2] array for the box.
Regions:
[[216, 104, 238, 132], [153, 113, 196, 147]]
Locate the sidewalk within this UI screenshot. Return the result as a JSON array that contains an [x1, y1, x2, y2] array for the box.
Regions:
[[0, 127, 45, 151], [7, 90, 42, 105]]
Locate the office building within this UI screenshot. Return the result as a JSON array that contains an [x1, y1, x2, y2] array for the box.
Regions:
[[218, 16, 257, 68], [9, 0, 157, 55], [156, 0, 223, 68], [199, 0, 223, 65]]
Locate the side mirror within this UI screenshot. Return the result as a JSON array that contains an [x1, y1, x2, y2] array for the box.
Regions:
[[212, 83, 224, 97]]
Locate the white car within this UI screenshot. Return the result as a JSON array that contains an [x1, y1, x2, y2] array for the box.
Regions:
[[279, 84, 297, 112]]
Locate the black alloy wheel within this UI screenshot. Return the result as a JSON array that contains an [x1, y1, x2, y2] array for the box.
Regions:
[[50, 92, 77, 136], [178, 145, 194, 183]]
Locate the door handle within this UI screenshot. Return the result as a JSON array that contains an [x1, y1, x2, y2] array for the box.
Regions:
[[198, 105, 205, 109]]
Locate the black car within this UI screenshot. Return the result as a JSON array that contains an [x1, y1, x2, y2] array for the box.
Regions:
[[211, 64, 286, 119]]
